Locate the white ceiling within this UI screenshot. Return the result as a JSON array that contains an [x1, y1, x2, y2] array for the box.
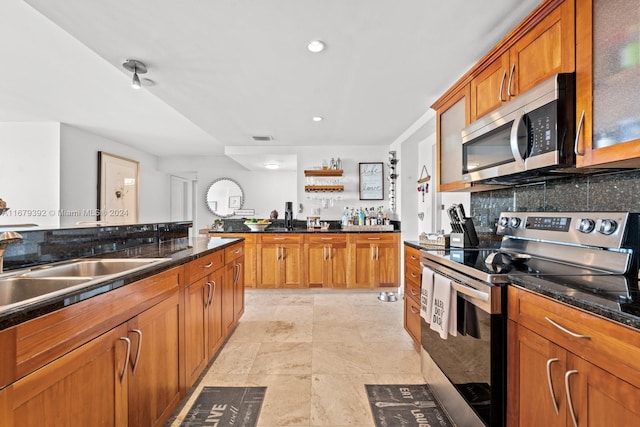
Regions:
[[2, 0, 541, 169]]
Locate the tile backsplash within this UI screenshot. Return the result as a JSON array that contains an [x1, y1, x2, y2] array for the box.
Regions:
[[470, 169, 640, 234]]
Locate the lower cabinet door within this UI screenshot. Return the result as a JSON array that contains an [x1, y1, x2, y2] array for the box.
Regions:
[[1, 324, 129, 427], [128, 293, 181, 427]]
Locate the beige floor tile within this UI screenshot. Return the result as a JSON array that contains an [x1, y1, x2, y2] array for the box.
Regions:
[[357, 321, 406, 343], [272, 304, 314, 322], [312, 321, 363, 342], [264, 320, 313, 342], [374, 373, 427, 385], [313, 303, 357, 323], [364, 342, 422, 374], [251, 374, 311, 426], [310, 374, 376, 426], [250, 342, 313, 374], [208, 341, 261, 374], [312, 340, 373, 374], [226, 320, 270, 343]]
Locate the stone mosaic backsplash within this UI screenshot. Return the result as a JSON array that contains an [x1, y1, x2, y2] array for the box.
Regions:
[[470, 169, 640, 234]]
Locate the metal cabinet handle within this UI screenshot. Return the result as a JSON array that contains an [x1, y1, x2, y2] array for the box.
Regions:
[[574, 110, 586, 155], [130, 329, 142, 374], [450, 281, 489, 301], [328, 247, 333, 260], [321, 237, 333, 240], [203, 262, 213, 269], [274, 237, 286, 240], [499, 70, 507, 102], [208, 280, 215, 306], [507, 64, 515, 97], [367, 237, 381, 240], [546, 358, 560, 415], [565, 370, 579, 427], [234, 263, 241, 284], [204, 281, 212, 307], [410, 305, 420, 314], [234, 249, 241, 254], [376, 246, 379, 260], [119, 337, 131, 384], [410, 255, 418, 261], [545, 317, 591, 339], [371, 246, 375, 260], [410, 272, 418, 278], [280, 247, 285, 260], [323, 246, 327, 261], [410, 289, 418, 297]]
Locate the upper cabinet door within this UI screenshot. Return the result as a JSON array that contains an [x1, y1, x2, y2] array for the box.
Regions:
[[435, 84, 471, 192], [509, 0, 575, 97], [471, 52, 510, 120], [576, 0, 640, 167]]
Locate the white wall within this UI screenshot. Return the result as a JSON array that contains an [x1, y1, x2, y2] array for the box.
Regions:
[[60, 124, 173, 227], [0, 122, 61, 228]]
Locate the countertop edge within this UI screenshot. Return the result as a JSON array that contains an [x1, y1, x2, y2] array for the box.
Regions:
[[0, 236, 243, 330]]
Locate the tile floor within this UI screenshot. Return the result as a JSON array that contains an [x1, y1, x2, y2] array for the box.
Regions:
[[169, 289, 424, 427]]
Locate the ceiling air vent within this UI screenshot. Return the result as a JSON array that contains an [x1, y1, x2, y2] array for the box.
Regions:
[[252, 135, 274, 142]]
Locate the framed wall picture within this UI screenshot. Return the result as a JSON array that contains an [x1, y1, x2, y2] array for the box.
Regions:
[[98, 151, 139, 224], [359, 162, 384, 200], [228, 195, 242, 209]]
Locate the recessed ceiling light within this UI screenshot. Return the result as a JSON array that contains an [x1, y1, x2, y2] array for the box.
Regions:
[[264, 162, 280, 170], [312, 116, 324, 122], [307, 40, 326, 53]]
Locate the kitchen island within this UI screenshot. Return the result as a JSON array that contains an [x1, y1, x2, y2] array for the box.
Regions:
[[0, 232, 245, 427]]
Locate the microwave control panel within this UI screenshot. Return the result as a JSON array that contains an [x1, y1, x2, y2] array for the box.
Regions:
[[528, 101, 557, 157]]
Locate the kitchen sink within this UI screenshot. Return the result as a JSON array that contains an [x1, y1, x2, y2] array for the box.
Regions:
[[0, 258, 171, 312], [22, 258, 169, 278], [0, 276, 91, 306]]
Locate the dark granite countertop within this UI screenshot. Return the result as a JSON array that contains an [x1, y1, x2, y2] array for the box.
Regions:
[[0, 236, 242, 330], [208, 227, 400, 234], [509, 276, 640, 331]]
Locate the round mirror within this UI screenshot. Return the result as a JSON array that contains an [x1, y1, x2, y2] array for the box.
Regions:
[[205, 178, 244, 217]]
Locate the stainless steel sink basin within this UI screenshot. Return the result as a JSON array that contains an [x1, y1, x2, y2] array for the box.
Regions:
[[22, 258, 168, 278], [0, 258, 171, 313], [0, 277, 91, 306]]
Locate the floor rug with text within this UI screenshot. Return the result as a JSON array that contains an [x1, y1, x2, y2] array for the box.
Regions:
[[365, 384, 454, 427], [179, 386, 266, 427]]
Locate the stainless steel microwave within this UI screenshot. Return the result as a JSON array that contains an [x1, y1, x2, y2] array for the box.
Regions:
[[461, 73, 575, 185]]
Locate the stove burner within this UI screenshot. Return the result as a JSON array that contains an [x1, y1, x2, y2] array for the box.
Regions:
[[484, 252, 537, 274]]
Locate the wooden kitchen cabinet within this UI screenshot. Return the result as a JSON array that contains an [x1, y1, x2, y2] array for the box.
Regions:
[[351, 233, 399, 288], [508, 287, 640, 426], [184, 265, 224, 387], [575, 0, 640, 168], [0, 324, 129, 427], [433, 83, 471, 192], [403, 244, 422, 346], [207, 233, 256, 287], [224, 242, 245, 334], [470, 0, 575, 120], [127, 292, 181, 427], [305, 234, 348, 288], [257, 234, 305, 288]]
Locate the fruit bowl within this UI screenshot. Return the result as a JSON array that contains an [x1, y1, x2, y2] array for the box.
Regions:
[[244, 221, 271, 232]]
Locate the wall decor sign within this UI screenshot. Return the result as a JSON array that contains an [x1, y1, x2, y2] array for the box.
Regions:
[[98, 151, 139, 224], [359, 162, 384, 200]]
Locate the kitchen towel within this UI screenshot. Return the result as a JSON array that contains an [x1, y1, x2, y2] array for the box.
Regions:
[[420, 266, 435, 322], [429, 274, 457, 339]]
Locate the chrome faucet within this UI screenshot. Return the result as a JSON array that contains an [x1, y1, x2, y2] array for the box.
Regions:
[[0, 231, 23, 273]]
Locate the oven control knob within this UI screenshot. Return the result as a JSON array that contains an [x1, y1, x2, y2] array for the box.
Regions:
[[599, 219, 617, 235], [499, 217, 510, 228], [578, 218, 595, 233], [509, 217, 521, 228]]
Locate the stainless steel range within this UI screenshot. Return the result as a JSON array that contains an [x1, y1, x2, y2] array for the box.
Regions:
[[420, 211, 640, 427]]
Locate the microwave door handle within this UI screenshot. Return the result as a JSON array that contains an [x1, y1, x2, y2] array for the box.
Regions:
[[509, 110, 527, 170]]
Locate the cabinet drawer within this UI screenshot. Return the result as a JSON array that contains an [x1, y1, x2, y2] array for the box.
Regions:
[[405, 261, 422, 287], [259, 234, 303, 244], [404, 245, 421, 267], [306, 234, 347, 245], [404, 296, 421, 346], [187, 250, 225, 282], [509, 286, 640, 387], [405, 279, 421, 303], [225, 242, 244, 262], [354, 233, 397, 244]]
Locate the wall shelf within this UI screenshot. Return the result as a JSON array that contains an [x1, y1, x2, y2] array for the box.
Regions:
[[304, 169, 343, 177], [304, 185, 344, 193]]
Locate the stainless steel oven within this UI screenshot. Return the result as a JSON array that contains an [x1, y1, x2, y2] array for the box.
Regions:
[[420, 211, 640, 427]]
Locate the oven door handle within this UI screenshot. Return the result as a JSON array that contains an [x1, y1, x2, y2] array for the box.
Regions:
[[450, 281, 489, 302]]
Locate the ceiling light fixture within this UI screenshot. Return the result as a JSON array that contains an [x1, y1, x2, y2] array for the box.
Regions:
[[307, 40, 326, 53], [122, 59, 147, 90], [312, 116, 324, 122], [264, 162, 280, 170]]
